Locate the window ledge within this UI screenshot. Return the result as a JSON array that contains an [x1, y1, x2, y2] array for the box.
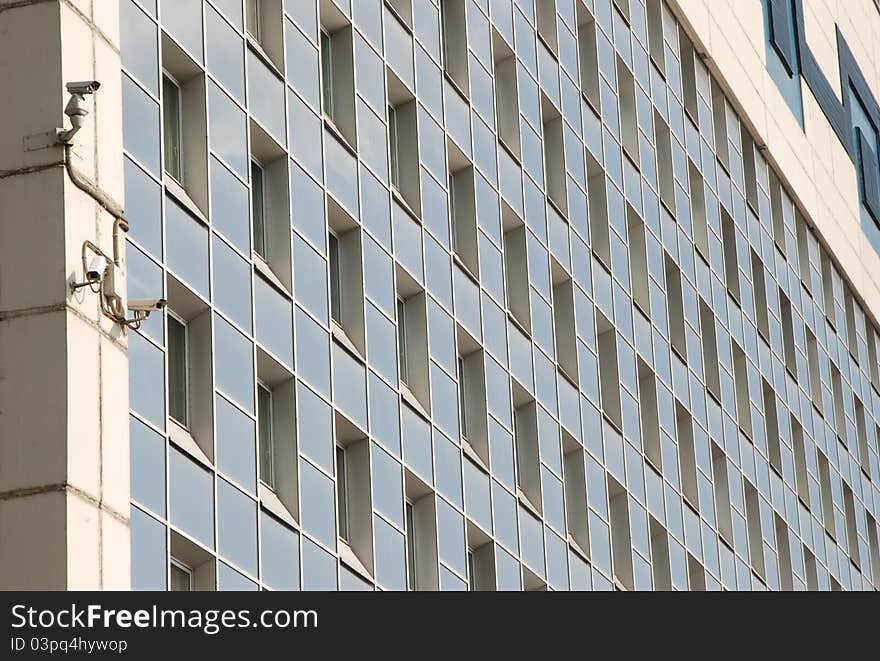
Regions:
[[165, 178, 209, 227], [546, 193, 568, 222], [443, 70, 470, 103], [536, 31, 558, 60], [331, 322, 365, 363], [400, 384, 431, 422], [452, 251, 480, 285], [339, 541, 374, 582], [581, 89, 600, 117], [254, 255, 292, 298], [567, 536, 589, 562], [557, 365, 578, 390], [168, 419, 212, 469], [259, 482, 299, 530], [506, 310, 531, 340], [383, 0, 413, 34], [462, 439, 489, 474], [391, 185, 421, 223], [323, 115, 358, 156], [246, 35, 284, 80], [497, 135, 522, 165], [516, 488, 542, 518]]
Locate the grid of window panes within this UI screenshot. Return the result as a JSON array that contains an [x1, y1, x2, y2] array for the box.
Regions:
[[122, 0, 880, 591]]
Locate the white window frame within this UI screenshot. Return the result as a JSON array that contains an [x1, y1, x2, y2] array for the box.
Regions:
[[167, 310, 189, 429], [388, 104, 400, 191], [320, 29, 334, 120], [162, 73, 183, 185], [405, 500, 418, 590], [329, 231, 342, 325], [246, 0, 262, 42], [336, 444, 350, 542], [397, 297, 408, 385], [257, 381, 275, 489], [251, 159, 267, 260], [170, 558, 193, 592]]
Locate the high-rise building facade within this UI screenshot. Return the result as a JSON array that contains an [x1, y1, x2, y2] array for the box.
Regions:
[[4, 0, 880, 591]]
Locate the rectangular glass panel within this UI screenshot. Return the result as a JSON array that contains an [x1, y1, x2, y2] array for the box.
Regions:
[[162, 75, 182, 183], [458, 356, 467, 440], [397, 298, 407, 384], [389, 105, 400, 189], [167, 315, 187, 426], [321, 30, 333, 117], [258, 383, 274, 487], [329, 233, 341, 323], [405, 501, 417, 590], [251, 161, 266, 258], [170, 561, 191, 591], [336, 445, 349, 541], [246, 0, 260, 40]]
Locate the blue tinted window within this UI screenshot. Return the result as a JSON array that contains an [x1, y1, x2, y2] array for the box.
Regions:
[[215, 314, 254, 412], [166, 197, 209, 296], [129, 332, 165, 428], [217, 479, 257, 574], [255, 276, 293, 366], [216, 394, 256, 492], [260, 512, 300, 590], [123, 75, 160, 175], [210, 157, 250, 252], [169, 448, 214, 547], [130, 415, 165, 514], [213, 235, 252, 332], [131, 506, 166, 590]]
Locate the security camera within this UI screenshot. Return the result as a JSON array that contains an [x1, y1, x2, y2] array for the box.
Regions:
[[66, 81, 101, 95], [58, 80, 101, 143], [85, 254, 108, 282], [128, 299, 167, 313], [64, 94, 88, 124]]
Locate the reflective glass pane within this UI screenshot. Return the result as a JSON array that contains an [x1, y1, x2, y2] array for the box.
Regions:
[[209, 82, 248, 177], [206, 5, 245, 101], [464, 460, 492, 532], [169, 448, 214, 547], [332, 343, 367, 428], [374, 516, 407, 590], [131, 506, 166, 590], [214, 314, 255, 412], [436, 498, 466, 575], [293, 235, 328, 321], [219, 562, 258, 590], [160, 0, 203, 60], [217, 479, 257, 574], [402, 404, 432, 481], [130, 415, 165, 514], [371, 443, 404, 526], [210, 156, 250, 252], [302, 537, 337, 590], [255, 276, 293, 366], [165, 198, 209, 296], [123, 74, 161, 175], [369, 372, 400, 454], [121, 0, 158, 94], [260, 512, 300, 590], [125, 157, 162, 257], [213, 235, 252, 332], [248, 49, 286, 141], [291, 164, 325, 250], [300, 460, 336, 549], [216, 394, 256, 492], [297, 381, 333, 473], [295, 308, 331, 395], [129, 332, 165, 428]]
